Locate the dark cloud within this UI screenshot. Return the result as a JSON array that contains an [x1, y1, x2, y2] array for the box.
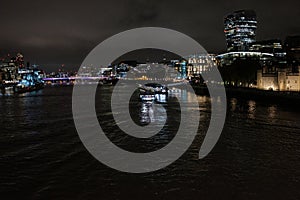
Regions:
[[0, 0, 299, 71]]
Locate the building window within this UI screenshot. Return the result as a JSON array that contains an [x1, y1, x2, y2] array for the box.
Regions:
[[295, 80, 297, 83]]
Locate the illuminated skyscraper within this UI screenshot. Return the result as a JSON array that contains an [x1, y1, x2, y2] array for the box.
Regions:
[[224, 10, 257, 52]]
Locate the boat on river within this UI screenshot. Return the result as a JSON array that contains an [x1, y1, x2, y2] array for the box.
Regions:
[[138, 83, 168, 103]]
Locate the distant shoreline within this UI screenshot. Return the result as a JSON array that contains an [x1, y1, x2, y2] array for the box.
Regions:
[[192, 85, 300, 102]]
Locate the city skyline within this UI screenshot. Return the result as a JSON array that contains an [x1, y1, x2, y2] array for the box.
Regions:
[[1, 0, 300, 70]]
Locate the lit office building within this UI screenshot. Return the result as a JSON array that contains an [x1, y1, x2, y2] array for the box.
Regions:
[[224, 10, 257, 52], [249, 39, 287, 66], [186, 54, 216, 78], [0, 57, 20, 83], [169, 60, 187, 79], [216, 51, 272, 67], [250, 39, 283, 53]]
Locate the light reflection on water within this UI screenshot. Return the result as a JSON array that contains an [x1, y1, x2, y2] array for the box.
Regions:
[[268, 105, 277, 119], [247, 100, 256, 119], [0, 86, 300, 199], [230, 98, 237, 112], [139, 102, 159, 125], [229, 97, 280, 123]]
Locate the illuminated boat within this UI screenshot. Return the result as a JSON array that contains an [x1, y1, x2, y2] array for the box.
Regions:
[[139, 87, 156, 101], [138, 83, 168, 102], [14, 82, 44, 93], [13, 68, 44, 93], [144, 83, 168, 95]]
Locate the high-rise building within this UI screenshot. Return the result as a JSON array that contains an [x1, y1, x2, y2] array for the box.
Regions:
[[224, 10, 257, 52]]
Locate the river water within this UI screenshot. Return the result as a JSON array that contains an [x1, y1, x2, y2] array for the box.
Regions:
[[0, 86, 299, 199]]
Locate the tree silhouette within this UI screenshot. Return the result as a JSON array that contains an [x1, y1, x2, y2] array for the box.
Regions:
[[219, 58, 260, 87]]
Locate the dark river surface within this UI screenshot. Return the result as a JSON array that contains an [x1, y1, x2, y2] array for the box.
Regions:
[[0, 86, 300, 200]]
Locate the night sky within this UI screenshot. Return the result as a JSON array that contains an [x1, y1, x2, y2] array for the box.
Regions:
[[1, 0, 299, 71]]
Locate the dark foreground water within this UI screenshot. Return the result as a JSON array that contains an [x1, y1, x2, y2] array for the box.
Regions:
[[0, 86, 300, 200]]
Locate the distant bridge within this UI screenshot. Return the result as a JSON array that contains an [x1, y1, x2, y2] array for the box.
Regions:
[[42, 76, 189, 86], [42, 76, 116, 85]]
